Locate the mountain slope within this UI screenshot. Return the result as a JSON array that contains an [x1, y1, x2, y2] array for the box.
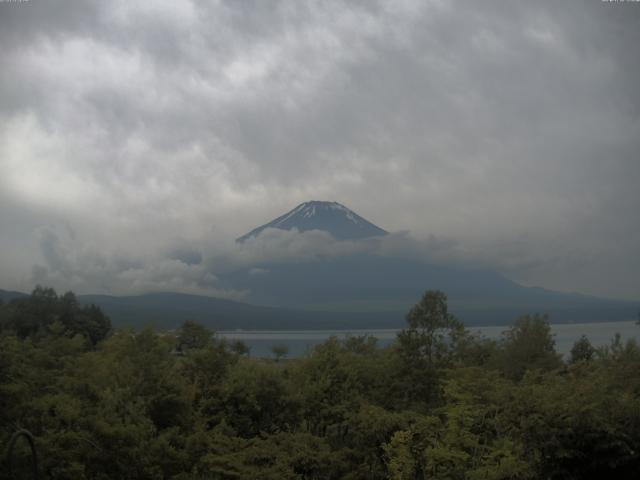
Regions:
[[77, 292, 400, 330], [230, 201, 638, 324], [2, 285, 634, 329], [0, 289, 29, 303], [237, 201, 388, 242], [218, 255, 638, 325]]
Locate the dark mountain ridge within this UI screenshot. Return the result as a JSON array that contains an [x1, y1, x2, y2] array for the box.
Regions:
[[67, 292, 400, 330], [217, 255, 637, 324], [0, 285, 635, 330], [0, 289, 28, 303]]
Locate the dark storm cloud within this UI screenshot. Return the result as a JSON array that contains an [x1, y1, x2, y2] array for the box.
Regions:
[[0, 0, 638, 299]]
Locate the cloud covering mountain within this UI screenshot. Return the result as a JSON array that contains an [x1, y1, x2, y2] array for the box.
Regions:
[[0, 1, 639, 300]]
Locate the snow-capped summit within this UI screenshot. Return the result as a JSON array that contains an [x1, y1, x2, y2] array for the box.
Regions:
[[236, 201, 388, 242]]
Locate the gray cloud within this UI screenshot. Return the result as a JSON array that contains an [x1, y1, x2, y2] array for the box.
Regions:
[[29, 225, 242, 298], [0, 0, 638, 300]]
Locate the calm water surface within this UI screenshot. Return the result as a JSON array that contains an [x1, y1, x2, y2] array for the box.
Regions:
[[218, 321, 639, 358]]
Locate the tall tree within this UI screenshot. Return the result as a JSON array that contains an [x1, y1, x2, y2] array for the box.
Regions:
[[178, 320, 213, 351], [397, 290, 465, 365], [500, 314, 561, 380], [271, 344, 289, 362], [570, 335, 596, 363], [395, 290, 466, 406]]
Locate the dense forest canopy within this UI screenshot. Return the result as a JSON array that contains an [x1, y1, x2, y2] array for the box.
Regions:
[[1, 287, 640, 479]]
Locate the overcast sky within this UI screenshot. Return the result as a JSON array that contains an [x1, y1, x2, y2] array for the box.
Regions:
[[0, 0, 638, 300]]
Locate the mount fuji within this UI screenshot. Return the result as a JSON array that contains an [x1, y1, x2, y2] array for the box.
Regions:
[[35, 201, 635, 330], [220, 200, 637, 326], [237, 201, 388, 242]]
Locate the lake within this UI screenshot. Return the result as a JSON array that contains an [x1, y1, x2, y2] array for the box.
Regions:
[[218, 320, 640, 358]]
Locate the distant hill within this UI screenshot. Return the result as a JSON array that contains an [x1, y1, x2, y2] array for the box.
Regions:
[[0, 289, 28, 303], [228, 202, 638, 326], [237, 201, 388, 242], [217, 255, 638, 326], [76, 292, 401, 330], [2, 286, 635, 330]]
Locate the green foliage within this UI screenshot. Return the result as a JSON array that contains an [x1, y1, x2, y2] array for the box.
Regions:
[[214, 360, 300, 438], [570, 335, 596, 363], [1, 287, 640, 479], [394, 290, 467, 407], [504, 365, 639, 479], [384, 429, 417, 480], [230, 339, 251, 356], [0, 286, 111, 345], [399, 290, 465, 365], [382, 368, 534, 480], [177, 319, 213, 351], [499, 313, 562, 380]]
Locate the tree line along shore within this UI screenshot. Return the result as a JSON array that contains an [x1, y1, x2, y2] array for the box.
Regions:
[[1, 287, 639, 479]]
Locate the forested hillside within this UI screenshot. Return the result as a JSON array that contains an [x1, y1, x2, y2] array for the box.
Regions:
[[1, 288, 640, 479]]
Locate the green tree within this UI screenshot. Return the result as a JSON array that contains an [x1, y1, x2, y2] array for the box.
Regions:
[[499, 314, 562, 380], [271, 344, 289, 361], [178, 319, 213, 351], [570, 335, 596, 363], [214, 360, 299, 437], [398, 291, 465, 365], [4, 285, 59, 338], [505, 366, 639, 479], [1, 287, 110, 345], [384, 430, 417, 480], [230, 339, 251, 356], [395, 290, 466, 405], [59, 292, 111, 345], [180, 338, 238, 417]]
